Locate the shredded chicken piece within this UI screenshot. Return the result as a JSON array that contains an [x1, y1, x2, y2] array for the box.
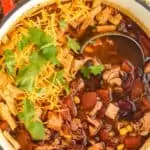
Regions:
[[70, 78, 85, 96], [87, 116, 102, 128], [103, 66, 121, 81], [3, 131, 20, 150], [71, 57, 90, 74], [144, 61, 150, 73], [102, 66, 123, 86], [47, 112, 63, 131], [0, 103, 17, 130], [140, 112, 150, 132], [71, 118, 82, 131], [89, 101, 102, 116], [109, 78, 122, 86], [89, 121, 102, 136]]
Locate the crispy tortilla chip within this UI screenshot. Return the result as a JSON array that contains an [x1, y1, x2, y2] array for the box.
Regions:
[[0, 103, 17, 130]]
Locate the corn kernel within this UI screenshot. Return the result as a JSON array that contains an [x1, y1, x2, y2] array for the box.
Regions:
[[126, 125, 133, 132], [119, 127, 128, 136], [74, 96, 80, 104], [117, 144, 124, 150], [109, 131, 115, 137]]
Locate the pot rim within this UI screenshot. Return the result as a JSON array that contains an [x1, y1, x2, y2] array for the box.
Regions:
[[0, 0, 28, 27], [0, 0, 149, 41], [0, 0, 53, 40]]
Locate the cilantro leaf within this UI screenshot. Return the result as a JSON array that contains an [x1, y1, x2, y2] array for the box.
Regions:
[[81, 65, 104, 79], [41, 45, 59, 65], [16, 52, 46, 91], [17, 35, 29, 51], [4, 49, 15, 75], [28, 27, 59, 65], [55, 70, 65, 85], [42, 45, 56, 60], [16, 65, 37, 91], [80, 66, 91, 79], [29, 52, 46, 65], [90, 65, 104, 76], [28, 121, 45, 140], [16, 27, 60, 91], [51, 70, 65, 85], [59, 20, 67, 29], [50, 56, 60, 65], [28, 27, 54, 47], [18, 99, 35, 125], [18, 100, 45, 140], [67, 37, 80, 54]]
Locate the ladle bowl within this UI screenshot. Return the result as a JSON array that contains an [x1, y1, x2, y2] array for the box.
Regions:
[[81, 32, 145, 68]]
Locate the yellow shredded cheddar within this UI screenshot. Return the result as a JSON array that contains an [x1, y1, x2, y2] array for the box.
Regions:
[[0, 1, 90, 112]]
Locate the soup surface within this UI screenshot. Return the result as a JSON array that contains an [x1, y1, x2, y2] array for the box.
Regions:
[[0, 0, 150, 150]]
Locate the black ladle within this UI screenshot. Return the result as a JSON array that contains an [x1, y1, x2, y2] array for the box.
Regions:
[[81, 32, 147, 68]]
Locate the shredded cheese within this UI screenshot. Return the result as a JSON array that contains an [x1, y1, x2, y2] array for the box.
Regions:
[[0, 0, 91, 112]]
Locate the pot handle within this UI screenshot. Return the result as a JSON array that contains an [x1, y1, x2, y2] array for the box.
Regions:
[[1, 0, 15, 16]]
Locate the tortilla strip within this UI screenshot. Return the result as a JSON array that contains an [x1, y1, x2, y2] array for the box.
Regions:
[[3, 131, 21, 150], [0, 130, 14, 150], [96, 25, 116, 33], [96, 7, 113, 24], [0, 103, 17, 130]]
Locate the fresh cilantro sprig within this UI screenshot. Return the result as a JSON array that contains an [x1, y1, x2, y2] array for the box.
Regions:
[[28, 27, 59, 65], [4, 49, 16, 75], [17, 35, 29, 51], [17, 27, 59, 65], [41, 45, 59, 65], [16, 27, 60, 91], [67, 37, 81, 54], [18, 99, 45, 140], [81, 65, 104, 79], [16, 52, 46, 91], [28, 27, 54, 47], [90, 65, 104, 75]]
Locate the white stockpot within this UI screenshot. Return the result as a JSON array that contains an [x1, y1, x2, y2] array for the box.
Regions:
[[0, 1, 149, 150], [0, 0, 150, 41]]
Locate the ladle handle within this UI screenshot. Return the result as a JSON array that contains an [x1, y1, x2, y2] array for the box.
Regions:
[[145, 57, 150, 62], [1, 0, 15, 16]]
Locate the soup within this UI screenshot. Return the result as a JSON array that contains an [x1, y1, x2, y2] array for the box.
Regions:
[[0, 0, 149, 150]]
